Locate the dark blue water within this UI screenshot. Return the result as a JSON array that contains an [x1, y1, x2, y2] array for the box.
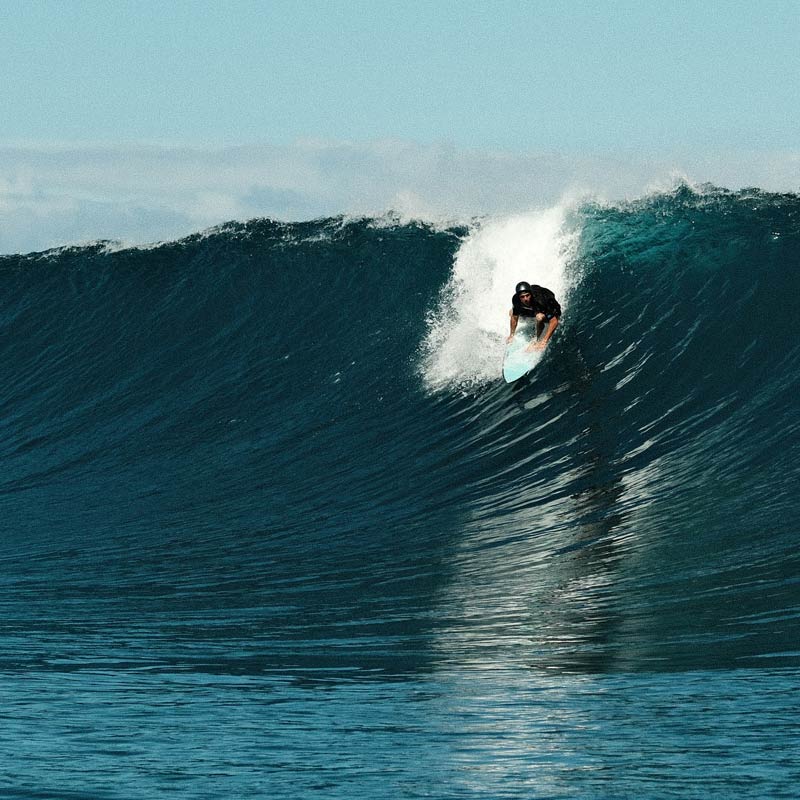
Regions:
[[1, 187, 799, 797]]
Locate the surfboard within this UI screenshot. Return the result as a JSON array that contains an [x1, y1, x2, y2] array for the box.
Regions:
[[502, 333, 542, 383]]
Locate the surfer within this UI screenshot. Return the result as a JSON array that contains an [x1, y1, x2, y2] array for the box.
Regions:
[[507, 281, 561, 351]]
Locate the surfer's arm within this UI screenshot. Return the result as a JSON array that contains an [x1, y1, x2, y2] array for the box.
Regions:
[[507, 311, 519, 342], [531, 316, 559, 351]]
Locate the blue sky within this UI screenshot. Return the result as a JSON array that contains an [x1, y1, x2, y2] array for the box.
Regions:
[[1, 1, 799, 251]]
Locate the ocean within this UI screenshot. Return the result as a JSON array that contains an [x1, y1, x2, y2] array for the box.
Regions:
[[1, 184, 798, 798]]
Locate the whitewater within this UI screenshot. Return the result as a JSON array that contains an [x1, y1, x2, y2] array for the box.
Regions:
[[0, 185, 798, 798]]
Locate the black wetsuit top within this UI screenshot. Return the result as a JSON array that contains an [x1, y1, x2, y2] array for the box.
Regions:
[[512, 285, 561, 319]]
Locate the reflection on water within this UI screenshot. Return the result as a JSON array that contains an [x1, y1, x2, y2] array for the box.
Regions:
[[2, 665, 797, 798]]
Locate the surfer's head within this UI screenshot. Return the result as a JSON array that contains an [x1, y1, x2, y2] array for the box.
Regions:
[[515, 281, 532, 300]]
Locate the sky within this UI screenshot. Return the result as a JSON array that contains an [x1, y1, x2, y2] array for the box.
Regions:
[[1, 0, 799, 252]]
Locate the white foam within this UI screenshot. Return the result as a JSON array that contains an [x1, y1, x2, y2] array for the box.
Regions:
[[420, 206, 577, 391]]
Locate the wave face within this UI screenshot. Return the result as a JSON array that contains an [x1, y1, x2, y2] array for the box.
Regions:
[[1, 187, 799, 798]]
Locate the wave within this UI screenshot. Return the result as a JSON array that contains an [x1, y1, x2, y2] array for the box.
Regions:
[[0, 185, 798, 674]]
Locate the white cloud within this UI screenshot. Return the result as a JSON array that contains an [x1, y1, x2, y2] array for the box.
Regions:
[[1, 140, 798, 254]]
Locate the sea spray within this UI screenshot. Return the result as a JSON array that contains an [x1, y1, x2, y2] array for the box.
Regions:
[[420, 205, 578, 389]]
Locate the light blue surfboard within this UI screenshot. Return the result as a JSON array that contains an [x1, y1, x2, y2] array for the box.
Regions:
[[502, 333, 542, 383]]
